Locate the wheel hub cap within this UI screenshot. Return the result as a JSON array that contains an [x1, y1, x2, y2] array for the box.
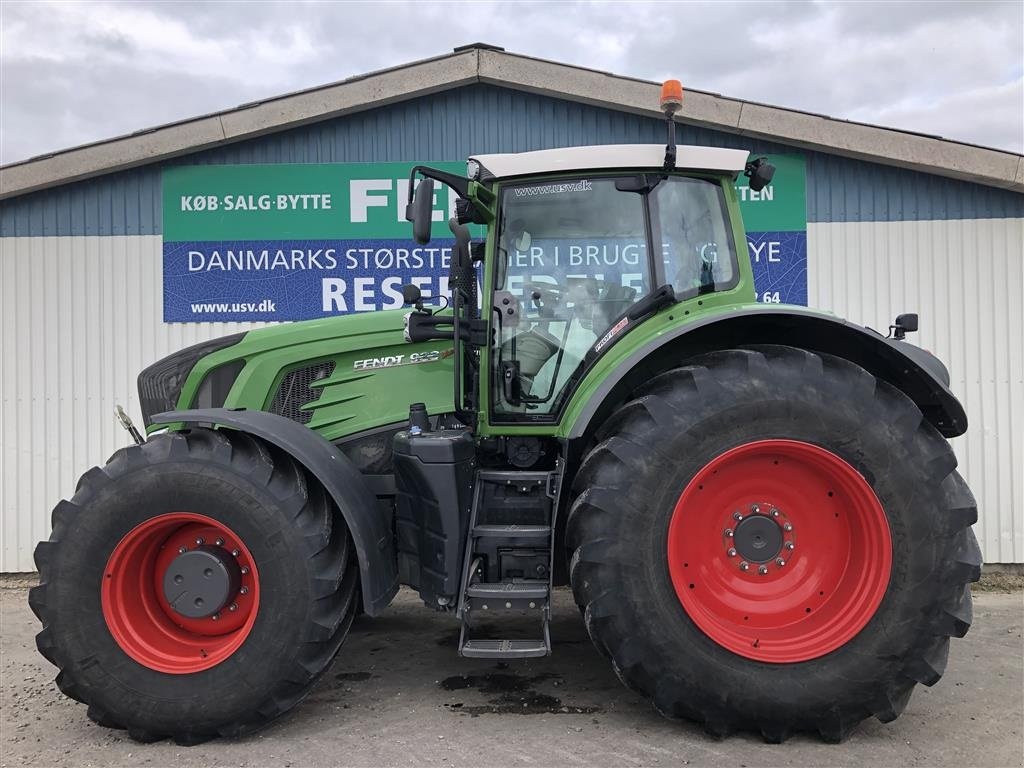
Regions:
[[162, 546, 241, 619], [732, 513, 783, 563]]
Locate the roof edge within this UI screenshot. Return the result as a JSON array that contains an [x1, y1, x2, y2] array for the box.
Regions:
[[2, 46, 1022, 200], [476, 49, 1023, 193]]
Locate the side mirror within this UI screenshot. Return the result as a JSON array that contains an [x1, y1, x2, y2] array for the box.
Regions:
[[745, 157, 776, 192], [896, 313, 919, 333], [890, 312, 919, 340], [405, 178, 435, 245]]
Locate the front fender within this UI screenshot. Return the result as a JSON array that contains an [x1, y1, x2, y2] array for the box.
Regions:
[[153, 407, 398, 615], [568, 307, 967, 442]]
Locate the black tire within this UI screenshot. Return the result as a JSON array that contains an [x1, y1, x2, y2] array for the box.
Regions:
[[30, 428, 359, 744], [566, 345, 981, 742]]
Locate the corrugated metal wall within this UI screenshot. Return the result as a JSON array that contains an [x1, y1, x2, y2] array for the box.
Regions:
[[808, 219, 1024, 563], [2, 83, 1022, 569]]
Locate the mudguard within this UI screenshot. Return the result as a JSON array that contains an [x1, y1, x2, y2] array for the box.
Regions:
[[153, 407, 399, 615], [569, 307, 968, 442]]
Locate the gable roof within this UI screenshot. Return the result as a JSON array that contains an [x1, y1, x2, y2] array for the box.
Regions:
[[2, 44, 1022, 200]]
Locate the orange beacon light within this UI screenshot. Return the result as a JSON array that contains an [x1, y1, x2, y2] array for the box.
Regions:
[[661, 79, 684, 116]]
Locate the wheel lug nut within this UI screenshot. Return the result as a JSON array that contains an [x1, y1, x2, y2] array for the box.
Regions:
[[739, 561, 750, 571], [239, 586, 249, 595], [231, 549, 240, 557], [215, 538, 224, 546], [211, 613, 219, 621], [733, 512, 744, 521], [228, 603, 238, 612], [724, 528, 734, 537], [783, 522, 793, 532], [785, 542, 795, 550], [240, 566, 250, 575], [758, 565, 769, 575], [727, 548, 737, 557], [771, 508, 780, 517], [195, 537, 204, 545], [178, 546, 187, 554], [751, 504, 760, 514], [776, 558, 786, 567]]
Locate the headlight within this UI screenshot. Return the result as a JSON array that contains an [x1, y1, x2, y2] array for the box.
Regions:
[[137, 333, 245, 426]]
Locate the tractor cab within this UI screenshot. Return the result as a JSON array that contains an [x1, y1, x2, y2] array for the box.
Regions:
[[404, 140, 771, 430], [474, 144, 751, 422]]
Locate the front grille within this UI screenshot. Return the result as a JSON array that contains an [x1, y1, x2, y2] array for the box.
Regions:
[[268, 361, 335, 424]]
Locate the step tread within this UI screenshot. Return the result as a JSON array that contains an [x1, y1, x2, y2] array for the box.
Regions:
[[473, 524, 551, 538], [460, 639, 549, 659], [466, 581, 549, 599], [476, 470, 551, 483]]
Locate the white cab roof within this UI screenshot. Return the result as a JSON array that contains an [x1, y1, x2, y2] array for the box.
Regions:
[[470, 143, 749, 181]]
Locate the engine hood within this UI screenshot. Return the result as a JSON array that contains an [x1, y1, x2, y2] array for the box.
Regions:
[[175, 309, 456, 442]]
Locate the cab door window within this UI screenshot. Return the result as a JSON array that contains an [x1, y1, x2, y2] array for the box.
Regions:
[[493, 178, 650, 418]]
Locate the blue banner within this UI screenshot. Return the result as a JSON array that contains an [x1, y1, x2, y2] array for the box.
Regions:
[[163, 232, 807, 322], [746, 231, 808, 306]]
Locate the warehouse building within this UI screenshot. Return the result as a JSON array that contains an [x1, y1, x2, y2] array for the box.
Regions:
[[1, 44, 1022, 571]]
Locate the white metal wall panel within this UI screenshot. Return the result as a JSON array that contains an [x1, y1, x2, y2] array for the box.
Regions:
[[808, 218, 1024, 563], [2, 222, 1022, 570], [0, 235, 269, 572]]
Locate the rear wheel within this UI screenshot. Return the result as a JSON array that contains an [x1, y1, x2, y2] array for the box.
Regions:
[[30, 428, 359, 744], [566, 346, 980, 742]]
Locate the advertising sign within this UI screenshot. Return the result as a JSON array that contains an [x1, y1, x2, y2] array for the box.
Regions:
[[739, 155, 807, 305], [161, 156, 806, 322]]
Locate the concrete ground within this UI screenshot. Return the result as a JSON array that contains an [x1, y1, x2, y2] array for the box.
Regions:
[[2, 581, 1021, 768]]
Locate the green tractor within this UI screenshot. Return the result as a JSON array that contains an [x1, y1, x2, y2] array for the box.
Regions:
[[31, 82, 980, 745]]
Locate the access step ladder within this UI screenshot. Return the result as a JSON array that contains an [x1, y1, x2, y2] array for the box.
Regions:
[[457, 469, 560, 660]]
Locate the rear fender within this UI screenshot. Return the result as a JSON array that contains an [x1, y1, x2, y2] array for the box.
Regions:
[[153, 408, 398, 615], [568, 308, 967, 446]]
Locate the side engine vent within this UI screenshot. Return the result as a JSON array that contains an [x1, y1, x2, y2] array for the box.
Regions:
[[269, 361, 335, 424]]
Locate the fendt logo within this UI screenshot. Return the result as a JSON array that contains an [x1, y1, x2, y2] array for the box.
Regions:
[[352, 349, 452, 370]]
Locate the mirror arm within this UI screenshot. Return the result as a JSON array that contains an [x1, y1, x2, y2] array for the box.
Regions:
[[404, 166, 471, 216]]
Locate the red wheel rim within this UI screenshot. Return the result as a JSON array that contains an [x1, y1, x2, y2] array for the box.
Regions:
[[667, 440, 892, 663], [101, 512, 260, 673]]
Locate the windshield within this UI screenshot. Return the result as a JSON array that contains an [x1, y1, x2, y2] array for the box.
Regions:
[[492, 174, 737, 420]]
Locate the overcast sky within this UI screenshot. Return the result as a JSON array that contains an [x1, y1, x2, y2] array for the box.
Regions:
[[1, 0, 1021, 165]]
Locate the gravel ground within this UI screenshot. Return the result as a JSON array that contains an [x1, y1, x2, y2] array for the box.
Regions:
[[2, 582, 1021, 767]]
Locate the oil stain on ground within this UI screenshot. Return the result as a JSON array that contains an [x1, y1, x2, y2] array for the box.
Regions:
[[440, 671, 603, 716], [334, 671, 374, 682]]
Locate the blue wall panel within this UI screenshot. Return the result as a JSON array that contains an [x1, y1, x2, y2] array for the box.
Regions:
[[2, 84, 1021, 237]]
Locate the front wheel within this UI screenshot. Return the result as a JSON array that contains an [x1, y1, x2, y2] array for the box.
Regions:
[[566, 346, 981, 742], [30, 428, 359, 744]]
